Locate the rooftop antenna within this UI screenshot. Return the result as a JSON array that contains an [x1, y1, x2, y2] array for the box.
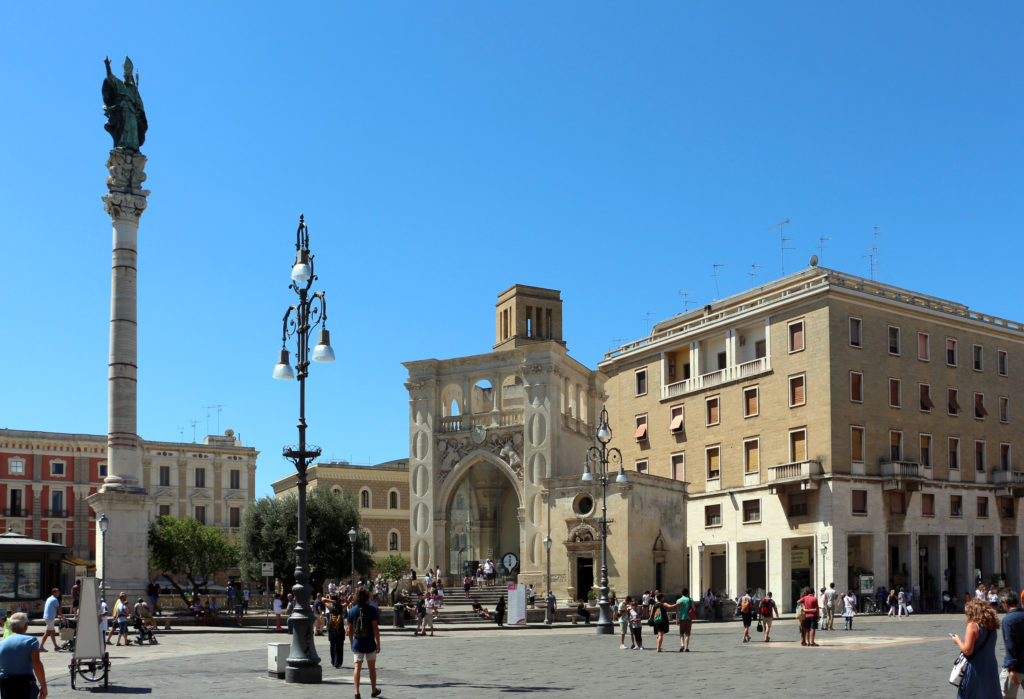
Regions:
[[768, 218, 793, 275], [817, 237, 832, 265], [189, 419, 200, 443], [869, 225, 881, 280], [747, 264, 763, 285], [678, 291, 692, 312], [178, 425, 185, 442], [642, 312, 656, 335], [204, 403, 226, 434], [711, 264, 724, 298]]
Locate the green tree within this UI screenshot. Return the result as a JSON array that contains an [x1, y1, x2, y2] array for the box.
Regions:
[[377, 554, 409, 582], [240, 486, 373, 592], [148, 515, 238, 605]]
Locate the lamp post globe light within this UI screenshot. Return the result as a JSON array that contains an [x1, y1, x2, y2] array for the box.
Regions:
[[582, 406, 627, 634], [97, 513, 109, 603], [348, 527, 357, 589], [272, 214, 335, 684], [543, 535, 552, 625]]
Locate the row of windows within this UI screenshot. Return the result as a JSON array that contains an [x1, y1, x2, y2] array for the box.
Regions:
[[157, 466, 244, 489], [636, 376, 807, 439], [157, 504, 243, 528], [850, 319, 1009, 375], [850, 373, 1009, 421], [705, 499, 763, 526], [641, 429, 810, 482], [358, 489, 401, 510], [5, 459, 72, 477], [3, 486, 71, 517], [850, 426, 1011, 471], [854, 490, 1012, 519]]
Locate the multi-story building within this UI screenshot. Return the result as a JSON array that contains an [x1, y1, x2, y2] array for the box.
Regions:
[[599, 265, 1024, 611], [0, 429, 259, 564], [272, 459, 411, 567]]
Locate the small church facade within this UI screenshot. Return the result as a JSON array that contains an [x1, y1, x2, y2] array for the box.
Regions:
[[404, 285, 686, 602]]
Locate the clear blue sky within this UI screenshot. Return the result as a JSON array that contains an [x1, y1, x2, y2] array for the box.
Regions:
[[2, 2, 1022, 498]]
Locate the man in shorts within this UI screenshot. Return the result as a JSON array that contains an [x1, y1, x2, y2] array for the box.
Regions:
[[1001, 588, 1024, 699], [41, 588, 64, 651], [760, 592, 780, 642], [674, 588, 695, 652], [346, 587, 382, 699], [738, 588, 754, 643]]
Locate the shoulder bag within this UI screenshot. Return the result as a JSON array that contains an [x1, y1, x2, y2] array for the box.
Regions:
[[950, 626, 991, 687]]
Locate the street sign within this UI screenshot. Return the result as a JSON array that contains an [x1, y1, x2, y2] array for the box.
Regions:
[[262, 562, 274, 577]]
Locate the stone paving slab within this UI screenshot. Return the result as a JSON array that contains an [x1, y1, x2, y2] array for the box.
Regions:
[[40, 614, 982, 697]]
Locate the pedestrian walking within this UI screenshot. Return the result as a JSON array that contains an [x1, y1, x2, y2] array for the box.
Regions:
[[463, 575, 472, 599], [825, 582, 837, 630], [650, 593, 671, 652], [759, 592, 779, 642], [897, 587, 908, 617], [703, 588, 715, 620], [951, 598, 1000, 698], [545, 590, 556, 625], [674, 589, 696, 651], [346, 587, 382, 699], [1000, 588, 1024, 698], [284, 593, 295, 634], [818, 588, 828, 630], [0, 612, 48, 698], [40, 588, 64, 652], [842, 590, 857, 630], [887, 588, 898, 616], [110, 592, 132, 646], [738, 589, 754, 642], [798, 587, 819, 646], [528, 585, 536, 609]]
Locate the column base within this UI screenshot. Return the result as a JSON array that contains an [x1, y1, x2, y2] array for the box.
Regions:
[[285, 665, 322, 684]]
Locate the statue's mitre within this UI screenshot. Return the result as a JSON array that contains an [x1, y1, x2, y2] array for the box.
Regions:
[[123, 56, 134, 77]]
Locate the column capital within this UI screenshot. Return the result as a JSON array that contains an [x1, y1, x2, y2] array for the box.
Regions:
[[102, 150, 150, 221]]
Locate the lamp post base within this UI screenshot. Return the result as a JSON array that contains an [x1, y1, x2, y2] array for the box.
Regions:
[[595, 600, 614, 634], [594, 621, 614, 635], [285, 665, 323, 684]]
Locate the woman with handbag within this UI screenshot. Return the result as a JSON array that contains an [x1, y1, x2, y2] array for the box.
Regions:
[[950, 598, 1000, 697]]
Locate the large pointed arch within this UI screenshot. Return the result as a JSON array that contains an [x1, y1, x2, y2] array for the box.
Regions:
[[439, 448, 524, 513]]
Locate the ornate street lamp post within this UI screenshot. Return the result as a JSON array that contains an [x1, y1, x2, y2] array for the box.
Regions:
[[97, 513, 109, 604], [349, 527, 358, 589], [582, 406, 627, 635], [820, 542, 828, 592], [543, 535, 552, 625], [272, 214, 335, 684]]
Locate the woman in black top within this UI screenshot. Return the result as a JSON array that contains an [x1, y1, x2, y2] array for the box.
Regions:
[[495, 596, 506, 627]]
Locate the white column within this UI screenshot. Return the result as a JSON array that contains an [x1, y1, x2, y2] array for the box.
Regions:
[[690, 342, 700, 378], [87, 148, 151, 605], [726, 329, 737, 368]]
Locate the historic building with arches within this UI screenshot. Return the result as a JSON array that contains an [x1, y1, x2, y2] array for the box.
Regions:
[[404, 285, 686, 601]]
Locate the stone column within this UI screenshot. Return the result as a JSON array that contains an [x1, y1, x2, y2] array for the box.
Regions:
[[86, 149, 151, 604]]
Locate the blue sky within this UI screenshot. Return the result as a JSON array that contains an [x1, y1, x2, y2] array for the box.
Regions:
[[2, 2, 1022, 498]]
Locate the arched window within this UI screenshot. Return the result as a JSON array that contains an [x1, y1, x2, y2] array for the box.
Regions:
[[389, 491, 399, 509], [360, 489, 371, 509], [389, 532, 399, 551]]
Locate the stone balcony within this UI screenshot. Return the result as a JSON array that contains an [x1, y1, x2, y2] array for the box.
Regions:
[[994, 469, 1024, 497], [439, 409, 524, 434], [767, 460, 822, 494], [662, 356, 772, 400], [880, 459, 925, 491]]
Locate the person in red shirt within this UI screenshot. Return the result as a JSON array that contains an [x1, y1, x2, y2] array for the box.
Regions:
[[798, 587, 820, 646]]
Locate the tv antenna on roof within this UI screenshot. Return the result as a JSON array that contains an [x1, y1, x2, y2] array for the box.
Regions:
[[711, 264, 724, 298], [868, 225, 881, 280], [768, 219, 793, 275], [678, 291, 692, 312], [817, 237, 832, 264], [642, 312, 656, 335], [189, 420, 200, 443], [747, 264, 763, 284], [204, 403, 226, 434]]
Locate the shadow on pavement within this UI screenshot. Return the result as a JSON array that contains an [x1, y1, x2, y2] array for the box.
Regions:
[[397, 682, 568, 693], [82, 687, 153, 694]]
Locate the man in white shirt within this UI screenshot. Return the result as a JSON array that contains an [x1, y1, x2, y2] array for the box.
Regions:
[[423, 593, 437, 636], [824, 583, 837, 630]]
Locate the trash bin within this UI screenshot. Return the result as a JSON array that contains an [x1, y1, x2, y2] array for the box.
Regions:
[[393, 603, 405, 629]]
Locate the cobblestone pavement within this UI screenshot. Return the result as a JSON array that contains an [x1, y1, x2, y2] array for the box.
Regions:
[[43, 614, 982, 697]]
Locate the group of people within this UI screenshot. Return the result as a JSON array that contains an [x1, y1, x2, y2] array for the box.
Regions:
[[952, 587, 1024, 699], [612, 588, 709, 652]]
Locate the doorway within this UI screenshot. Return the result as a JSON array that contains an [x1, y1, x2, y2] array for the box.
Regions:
[[576, 557, 594, 601]]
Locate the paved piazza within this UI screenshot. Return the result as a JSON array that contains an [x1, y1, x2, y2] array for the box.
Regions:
[[48, 615, 978, 697]]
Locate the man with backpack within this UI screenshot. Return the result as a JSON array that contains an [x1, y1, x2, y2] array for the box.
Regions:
[[759, 592, 780, 642], [346, 587, 382, 699], [738, 589, 755, 642]]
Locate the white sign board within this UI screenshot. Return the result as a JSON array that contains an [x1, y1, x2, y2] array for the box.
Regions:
[[262, 562, 274, 577], [507, 583, 527, 625]]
